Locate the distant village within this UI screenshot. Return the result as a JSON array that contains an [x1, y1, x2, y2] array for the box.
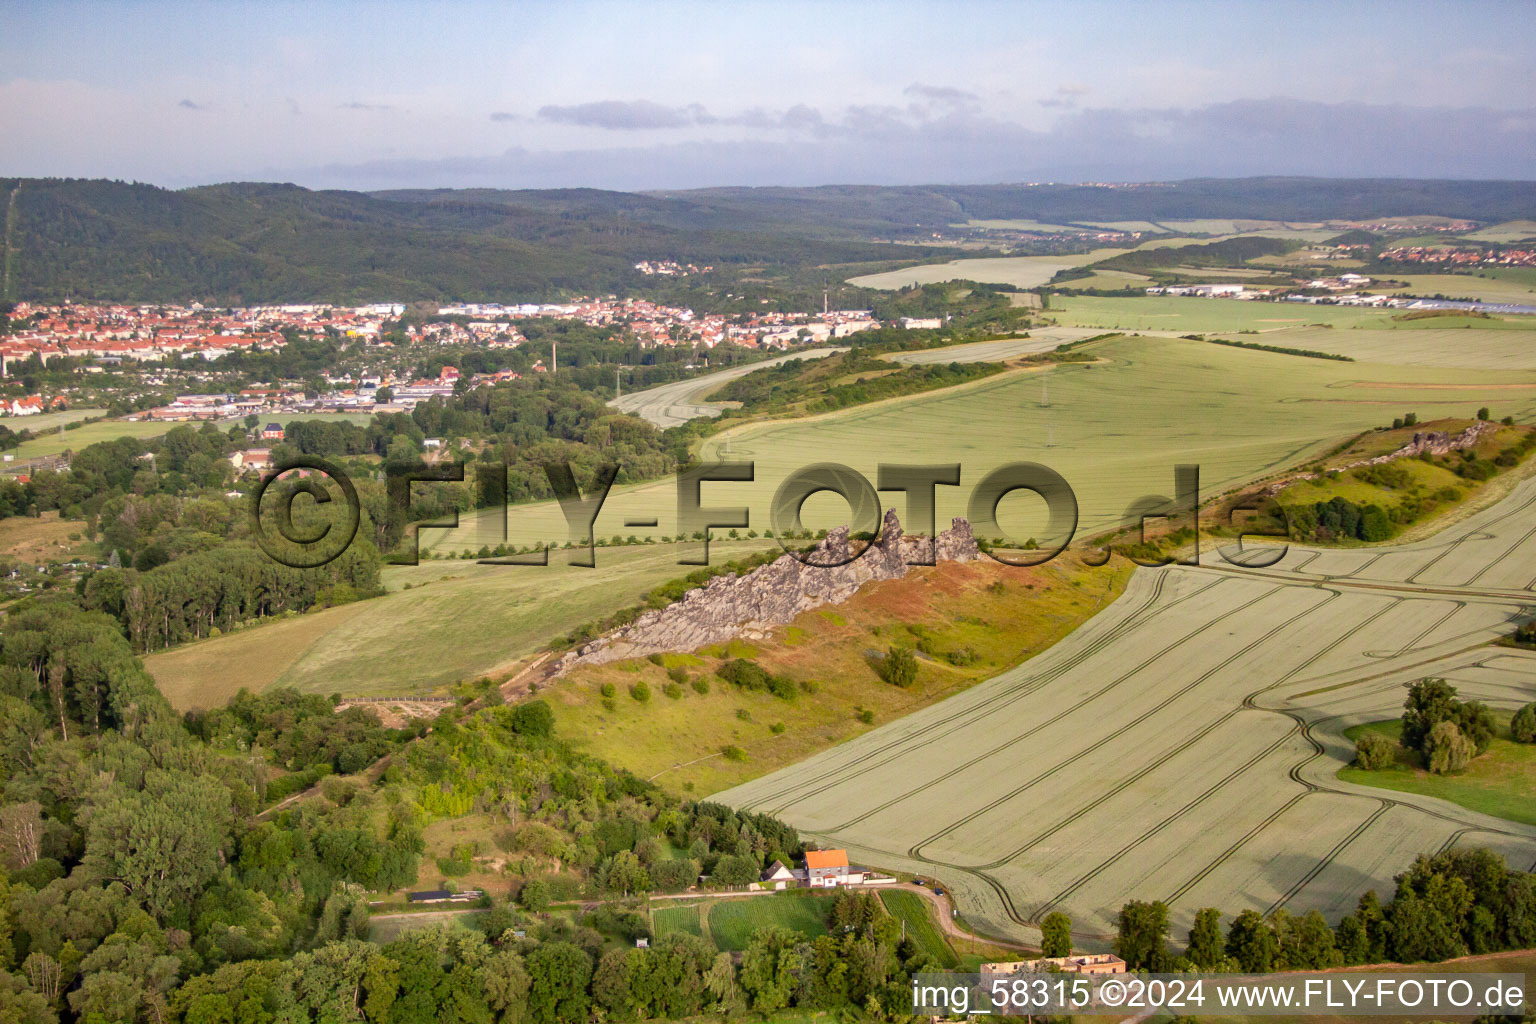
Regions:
[[0, 291, 920, 427]]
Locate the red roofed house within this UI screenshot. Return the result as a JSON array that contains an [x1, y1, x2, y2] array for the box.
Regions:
[[804, 849, 863, 887]]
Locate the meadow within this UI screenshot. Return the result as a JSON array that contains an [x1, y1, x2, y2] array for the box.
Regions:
[[548, 556, 1131, 794], [6, 410, 375, 460], [144, 540, 773, 709], [1338, 717, 1536, 826], [718, 477, 1536, 946]]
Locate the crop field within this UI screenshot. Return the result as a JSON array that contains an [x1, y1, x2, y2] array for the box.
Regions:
[[653, 904, 705, 940], [1384, 273, 1536, 305], [882, 326, 1102, 365], [846, 251, 1125, 291], [718, 477, 1536, 946], [432, 333, 1536, 550], [878, 889, 958, 967], [1463, 220, 1536, 243], [1230, 326, 1536, 369], [144, 540, 772, 707], [705, 893, 834, 951], [1046, 294, 1402, 332]]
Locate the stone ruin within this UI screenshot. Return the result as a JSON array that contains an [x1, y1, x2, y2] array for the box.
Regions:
[[553, 509, 979, 673]]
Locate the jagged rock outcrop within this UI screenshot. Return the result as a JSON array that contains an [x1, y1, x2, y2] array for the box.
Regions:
[[1266, 421, 1496, 494], [554, 509, 978, 673]]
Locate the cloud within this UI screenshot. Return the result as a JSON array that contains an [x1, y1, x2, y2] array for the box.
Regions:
[[1040, 84, 1091, 109], [489, 111, 521, 123], [537, 99, 711, 130], [291, 97, 1536, 191], [339, 101, 395, 112], [903, 83, 979, 105], [177, 99, 204, 110]]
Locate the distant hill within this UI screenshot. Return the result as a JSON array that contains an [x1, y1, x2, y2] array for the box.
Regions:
[[0, 179, 914, 305], [2, 177, 1532, 304]]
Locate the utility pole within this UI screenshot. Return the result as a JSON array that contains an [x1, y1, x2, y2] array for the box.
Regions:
[[551, 340, 557, 375], [615, 367, 621, 400]]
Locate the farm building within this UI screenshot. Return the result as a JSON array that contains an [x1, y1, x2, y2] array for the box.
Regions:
[[981, 954, 1126, 978], [761, 860, 800, 890]]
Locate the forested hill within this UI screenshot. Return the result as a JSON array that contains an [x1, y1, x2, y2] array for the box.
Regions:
[[0, 179, 918, 305], [4, 176, 1534, 305]]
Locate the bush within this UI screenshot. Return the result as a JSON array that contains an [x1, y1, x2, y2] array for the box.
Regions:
[[510, 698, 555, 737], [667, 665, 688, 684], [600, 682, 616, 698], [629, 681, 651, 703], [879, 646, 919, 687], [769, 722, 786, 734], [717, 658, 772, 691], [721, 745, 747, 762], [691, 676, 710, 695], [856, 708, 875, 724], [662, 682, 683, 699], [1511, 703, 1536, 743], [1354, 732, 1398, 770], [1425, 721, 1474, 775]]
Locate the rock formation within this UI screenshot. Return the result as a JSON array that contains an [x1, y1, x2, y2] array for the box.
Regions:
[[1266, 421, 1496, 494], [554, 509, 978, 673]]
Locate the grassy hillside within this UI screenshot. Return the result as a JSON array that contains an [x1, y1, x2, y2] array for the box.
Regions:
[[143, 540, 775, 709], [548, 554, 1132, 794]]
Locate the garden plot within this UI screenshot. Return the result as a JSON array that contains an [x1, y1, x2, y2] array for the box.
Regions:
[[718, 477, 1536, 947]]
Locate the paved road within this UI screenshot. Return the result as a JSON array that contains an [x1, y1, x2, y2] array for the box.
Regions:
[[609, 347, 845, 428]]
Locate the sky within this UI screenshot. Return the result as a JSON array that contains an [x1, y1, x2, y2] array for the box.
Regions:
[[4, 0, 1535, 191]]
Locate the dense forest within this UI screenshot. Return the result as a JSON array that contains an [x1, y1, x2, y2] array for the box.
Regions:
[[7, 177, 1536, 304]]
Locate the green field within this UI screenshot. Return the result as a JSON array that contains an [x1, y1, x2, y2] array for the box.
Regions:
[[1338, 719, 1536, 826], [705, 894, 833, 952], [1463, 219, 1536, 243], [1228, 326, 1536, 369], [144, 540, 773, 708], [2, 406, 106, 432], [1047, 294, 1401, 332], [653, 903, 705, 940], [7, 410, 375, 461], [878, 889, 958, 967], [431, 331, 1536, 551], [1385, 272, 1536, 305]]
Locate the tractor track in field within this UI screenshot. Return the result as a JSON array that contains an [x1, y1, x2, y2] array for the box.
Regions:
[[738, 570, 1203, 814], [729, 478, 1536, 938]]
